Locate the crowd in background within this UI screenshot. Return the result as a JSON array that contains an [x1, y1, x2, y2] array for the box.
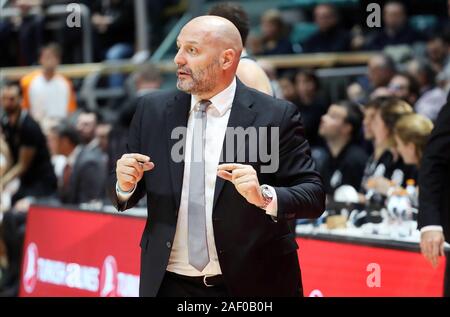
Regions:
[[0, 0, 450, 297]]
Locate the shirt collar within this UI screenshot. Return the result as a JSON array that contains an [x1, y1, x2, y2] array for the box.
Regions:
[[190, 77, 237, 117]]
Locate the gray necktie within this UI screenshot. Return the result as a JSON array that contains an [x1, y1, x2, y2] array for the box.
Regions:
[[188, 100, 211, 271]]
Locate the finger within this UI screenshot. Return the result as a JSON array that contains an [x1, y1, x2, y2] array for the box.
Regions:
[[121, 166, 140, 179], [231, 168, 255, 181], [142, 162, 155, 172], [440, 240, 445, 257], [123, 153, 150, 163], [431, 241, 440, 267], [234, 174, 256, 186], [217, 170, 233, 181], [217, 163, 245, 172], [121, 174, 137, 184]]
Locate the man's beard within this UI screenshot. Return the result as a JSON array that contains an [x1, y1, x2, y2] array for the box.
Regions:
[[176, 60, 220, 95]]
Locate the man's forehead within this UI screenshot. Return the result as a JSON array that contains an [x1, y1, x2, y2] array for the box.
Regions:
[[177, 29, 211, 45]]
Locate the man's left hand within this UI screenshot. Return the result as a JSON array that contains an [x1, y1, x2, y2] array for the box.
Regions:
[[217, 163, 265, 207]]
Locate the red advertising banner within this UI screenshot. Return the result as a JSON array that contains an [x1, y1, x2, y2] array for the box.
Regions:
[[298, 238, 446, 297], [20, 205, 145, 297], [20, 206, 446, 297]]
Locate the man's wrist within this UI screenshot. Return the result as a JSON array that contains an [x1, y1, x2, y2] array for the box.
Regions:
[[116, 182, 135, 194]]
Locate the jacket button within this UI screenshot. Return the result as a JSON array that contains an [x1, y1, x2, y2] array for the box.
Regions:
[[166, 241, 172, 248]]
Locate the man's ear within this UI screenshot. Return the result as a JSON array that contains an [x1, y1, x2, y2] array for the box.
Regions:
[[221, 49, 236, 70]]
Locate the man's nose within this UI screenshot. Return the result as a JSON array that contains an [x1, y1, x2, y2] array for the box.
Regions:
[[174, 50, 186, 66]]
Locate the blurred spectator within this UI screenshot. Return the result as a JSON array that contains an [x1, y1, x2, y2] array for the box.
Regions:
[[76, 110, 101, 149], [360, 54, 397, 95], [394, 113, 433, 167], [294, 69, 328, 147], [388, 72, 420, 106], [0, 82, 57, 206], [13, 0, 44, 65], [301, 4, 351, 53], [55, 123, 107, 204], [91, 0, 135, 87], [278, 72, 298, 104], [312, 101, 368, 195], [252, 9, 293, 55], [426, 35, 449, 74], [108, 64, 161, 172], [361, 98, 416, 197], [346, 82, 367, 104], [118, 64, 162, 131], [411, 60, 448, 122], [208, 2, 273, 95], [406, 59, 436, 94], [361, 97, 389, 154], [365, 1, 423, 50], [20, 43, 77, 130]]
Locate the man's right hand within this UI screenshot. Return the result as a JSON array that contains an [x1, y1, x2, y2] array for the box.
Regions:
[[116, 153, 155, 192]]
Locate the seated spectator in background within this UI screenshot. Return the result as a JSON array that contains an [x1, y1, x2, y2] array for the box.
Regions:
[[278, 72, 298, 104], [294, 69, 328, 147], [301, 4, 351, 53], [361, 97, 390, 155], [426, 35, 449, 74], [0, 82, 57, 206], [108, 63, 161, 173], [20, 43, 77, 130], [55, 123, 107, 205], [394, 113, 433, 167], [406, 59, 436, 95], [91, 0, 135, 87], [252, 9, 293, 56], [118, 64, 162, 132], [365, 1, 423, 50], [410, 60, 448, 122], [362, 54, 397, 93], [208, 2, 273, 96], [76, 110, 102, 151], [388, 72, 420, 107], [360, 98, 416, 198], [312, 101, 368, 196], [346, 82, 367, 104]]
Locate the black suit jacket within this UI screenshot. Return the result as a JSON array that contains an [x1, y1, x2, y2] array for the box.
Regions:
[[107, 80, 325, 297], [418, 96, 450, 242]]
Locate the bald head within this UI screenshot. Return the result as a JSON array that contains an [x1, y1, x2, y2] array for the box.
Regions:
[[181, 15, 243, 53], [174, 15, 243, 99]]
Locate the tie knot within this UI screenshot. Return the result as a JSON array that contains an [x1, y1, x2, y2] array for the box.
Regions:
[[197, 100, 211, 113]]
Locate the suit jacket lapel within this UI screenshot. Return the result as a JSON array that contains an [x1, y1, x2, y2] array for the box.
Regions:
[[165, 91, 191, 212], [213, 80, 257, 211]]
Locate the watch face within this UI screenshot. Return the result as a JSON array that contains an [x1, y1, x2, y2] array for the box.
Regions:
[[262, 186, 273, 200]]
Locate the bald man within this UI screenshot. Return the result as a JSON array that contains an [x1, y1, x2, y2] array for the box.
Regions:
[[108, 16, 325, 297]]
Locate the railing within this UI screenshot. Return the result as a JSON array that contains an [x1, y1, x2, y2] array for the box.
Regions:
[[0, 52, 376, 81]]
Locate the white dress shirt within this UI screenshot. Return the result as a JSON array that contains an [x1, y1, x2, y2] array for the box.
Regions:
[[117, 77, 277, 276]]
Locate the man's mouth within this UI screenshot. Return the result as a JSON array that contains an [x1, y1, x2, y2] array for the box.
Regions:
[[177, 70, 191, 77]]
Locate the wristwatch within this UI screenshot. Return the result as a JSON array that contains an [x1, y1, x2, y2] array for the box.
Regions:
[[259, 185, 274, 209]]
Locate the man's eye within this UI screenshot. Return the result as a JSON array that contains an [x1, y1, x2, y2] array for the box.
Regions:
[[189, 48, 197, 54]]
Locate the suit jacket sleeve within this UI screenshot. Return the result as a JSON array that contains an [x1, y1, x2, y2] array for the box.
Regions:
[[107, 98, 147, 211], [272, 101, 326, 220], [418, 102, 450, 228]]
